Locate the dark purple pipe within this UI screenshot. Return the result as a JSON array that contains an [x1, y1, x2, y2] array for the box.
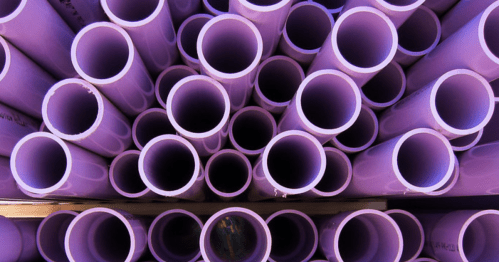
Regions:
[[0, 156, 32, 199], [202, 0, 229, 15], [0, 102, 39, 158], [155, 65, 198, 108], [168, 0, 202, 28], [110, 150, 156, 199], [385, 209, 424, 262], [47, 0, 107, 32], [177, 14, 213, 71], [0, 215, 42, 262], [132, 108, 176, 150], [37, 210, 78, 262]]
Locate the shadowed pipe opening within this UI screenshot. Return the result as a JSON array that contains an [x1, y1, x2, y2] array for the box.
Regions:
[[387, 212, 422, 261], [209, 215, 258, 261], [398, 7, 438, 52], [450, 132, 481, 148], [208, 152, 249, 193], [258, 59, 302, 103], [462, 214, 499, 261], [134, 111, 175, 148], [112, 153, 147, 194], [38, 213, 76, 262], [232, 109, 274, 151], [484, 2, 499, 58], [157, 67, 196, 107], [206, 0, 229, 12], [286, 4, 332, 50], [361, 62, 403, 104], [335, 107, 376, 148], [312, 0, 345, 10], [247, 0, 283, 6], [104, 0, 159, 21], [0, 41, 6, 74], [385, 0, 420, 6], [0, 0, 21, 18], [314, 149, 350, 193], [268, 214, 316, 261], [180, 16, 211, 59]]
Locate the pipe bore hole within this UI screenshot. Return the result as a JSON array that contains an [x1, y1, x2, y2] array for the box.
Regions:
[[286, 4, 332, 50], [462, 213, 499, 261], [258, 59, 302, 103], [105, 0, 159, 21], [398, 7, 438, 52], [135, 111, 175, 148], [232, 109, 274, 151], [0, 0, 21, 18], [208, 153, 249, 194], [314, 150, 350, 193], [268, 214, 315, 261], [206, 0, 229, 12], [112, 153, 147, 194], [181, 17, 211, 59], [361, 62, 403, 104], [335, 107, 376, 148]]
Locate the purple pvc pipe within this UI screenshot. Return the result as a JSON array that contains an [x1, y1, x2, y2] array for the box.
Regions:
[[155, 65, 198, 108], [149, 209, 203, 262], [319, 209, 403, 262], [42, 78, 132, 157], [71, 22, 155, 116], [10, 132, 120, 198], [65, 208, 148, 262], [266, 209, 318, 262], [252, 55, 304, 114], [421, 155, 459, 197], [308, 0, 345, 16], [132, 108, 175, 150], [47, 0, 107, 32], [228, 106, 277, 156], [249, 130, 326, 200], [197, 14, 263, 112], [379, 69, 495, 141], [343, 128, 455, 196], [39, 122, 50, 132], [0, 216, 43, 262], [177, 14, 213, 71], [279, 2, 334, 65], [0, 0, 76, 79], [422, 0, 458, 15], [110, 150, 157, 198], [167, 0, 201, 28], [0, 156, 32, 199], [205, 149, 252, 201], [139, 134, 205, 201], [0, 102, 39, 157], [307, 6, 398, 88], [413, 258, 439, 262], [278, 69, 361, 144], [37, 210, 78, 262], [385, 209, 424, 262], [200, 207, 271, 262], [166, 75, 230, 156], [203, 0, 229, 15], [477, 100, 499, 145], [450, 129, 483, 152], [101, 0, 178, 74]]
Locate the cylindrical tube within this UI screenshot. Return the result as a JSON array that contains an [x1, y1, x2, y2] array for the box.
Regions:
[[0, 156, 32, 199], [278, 69, 361, 144], [0, 102, 39, 157], [177, 14, 213, 71], [200, 207, 271, 262], [71, 22, 155, 116], [155, 65, 198, 108], [168, 0, 201, 28], [450, 129, 483, 152], [138, 134, 205, 201], [65, 207, 148, 262], [477, 100, 499, 145], [385, 209, 424, 262], [309, 0, 345, 17], [42, 78, 132, 157], [110, 150, 156, 199], [10, 132, 120, 198], [149, 209, 203, 262], [343, 128, 455, 196], [197, 14, 263, 112], [307, 6, 398, 88], [266, 210, 317, 262], [203, 0, 229, 15], [319, 209, 403, 262], [422, 0, 458, 15], [229, 106, 277, 156], [166, 75, 230, 156], [440, 0, 496, 40], [205, 149, 252, 201], [252, 55, 304, 114], [101, 0, 178, 74], [0, 216, 42, 262], [37, 210, 78, 262], [132, 108, 175, 150], [47, 0, 107, 32], [420, 155, 459, 197]]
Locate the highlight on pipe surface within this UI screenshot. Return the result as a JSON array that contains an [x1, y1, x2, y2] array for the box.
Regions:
[[109, 150, 150, 198], [450, 130, 483, 152], [0, 215, 23, 262], [460, 210, 499, 261], [37, 210, 78, 262], [155, 65, 198, 108], [178, 14, 213, 69], [309, 0, 345, 14], [385, 209, 424, 262], [101, 0, 163, 24], [310, 147, 352, 197], [424, 155, 459, 196], [331, 105, 378, 153], [203, 0, 229, 15], [132, 108, 175, 150], [361, 61, 406, 110]]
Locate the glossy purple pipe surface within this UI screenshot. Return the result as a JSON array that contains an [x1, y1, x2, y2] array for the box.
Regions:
[[155, 65, 198, 108], [177, 14, 213, 71], [47, 0, 107, 32], [440, 0, 496, 40], [0, 102, 39, 158], [37, 210, 78, 262], [385, 209, 424, 262], [0, 156, 32, 199], [0, 216, 42, 262], [168, 0, 201, 28], [132, 108, 175, 150]]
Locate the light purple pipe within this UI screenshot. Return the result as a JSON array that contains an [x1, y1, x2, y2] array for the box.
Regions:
[[252, 55, 304, 114], [132, 108, 175, 150], [203, 0, 229, 15], [37, 210, 78, 262], [229, 106, 277, 156], [200, 207, 271, 262], [0, 0, 76, 79], [101, 0, 178, 74], [139, 134, 205, 201], [0, 156, 32, 199], [10, 132, 120, 198], [330, 105, 378, 153], [167, 0, 201, 28], [47, 0, 107, 32], [197, 14, 263, 112], [249, 130, 326, 200], [379, 69, 495, 141], [205, 149, 252, 201], [308, 0, 345, 16], [307, 6, 398, 88], [177, 14, 213, 71], [166, 75, 230, 157], [450, 129, 483, 152], [319, 209, 403, 262], [278, 69, 361, 144], [65, 207, 148, 262], [406, 2, 499, 94], [0, 216, 42, 262], [266, 209, 317, 262], [42, 78, 132, 158], [343, 128, 455, 196], [394, 5, 441, 67], [279, 2, 334, 65], [71, 22, 155, 116], [422, 0, 458, 15], [155, 65, 198, 108], [149, 209, 203, 262], [0, 102, 39, 157], [385, 209, 424, 262]]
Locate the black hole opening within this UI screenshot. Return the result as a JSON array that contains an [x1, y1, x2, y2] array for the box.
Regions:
[[286, 5, 332, 50], [106, 0, 159, 21], [232, 110, 274, 151], [209, 153, 249, 193], [258, 59, 302, 103]]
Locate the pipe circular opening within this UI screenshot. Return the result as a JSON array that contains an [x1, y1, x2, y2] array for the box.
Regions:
[[398, 6, 439, 53], [205, 0, 229, 13], [38, 212, 77, 262], [312, 0, 345, 10], [231, 108, 275, 152], [0, 41, 6, 76], [257, 57, 303, 103], [180, 16, 211, 60], [334, 106, 377, 149], [156, 66, 197, 108], [361, 62, 404, 105], [246, 0, 283, 6], [483, 4, 499, 59], [133, 110, 175, 149], [0, 0, 22, 18], [314, 148, 351, 194], [207, 151, 250, 194], [110, 152, 147, 195], [286, 4, 332, 50], [450, 131, 482, 150], [386, 211, 423, 261], [462, 212, 499, 261], [104, 0, 159, 22]]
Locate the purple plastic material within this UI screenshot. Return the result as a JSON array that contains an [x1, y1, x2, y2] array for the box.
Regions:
[[379, 69, 495, 141], [406, 2, 499, 93], [420, 155, 459, 197], [394, 6, 440, 67], [0, 103, 39, 157], [229, 106, 277, 156], [149, 209, 203, 262], [309, 0, 345, 16], [360, 61, 405, 110], [177, 14, 213, 71], [71, 22, 155, 116], [330, 105, 378, 153], [205, 149, 252, 201], [423, 0, 458, 15], [450, 129, 483, 152], [279, 2, 334, 65], [252, 55, 304, 114], [249, 130, 326, 200], [110, 150, 156, 198], [307, 6, 398, 88], [37, 210, 78, 262], [0, 216, 43, 262], [343, 128, 455, 196], [413, 258, 439, 262], [203, 0, 229, 15], [132, 108, 175, 150], [278, 69, 361, 144], [200, 207, 271, 262], [319, 209, 403, 262], [266, 209, 318, 262], [385, 209, 424, 262], [197, 14, 263, 112], [168, 0, 201, 28], [42, 78, 132, 157], [440, 0, 496, 40], [47, 0, 107, 32], [166, 75, 230, 156], [139, 134, 205, 201], [0, 0, 76, 79], [101, 0, 178, 74], [155, 65, 198, 108], [0, 156, 32, 199], [10, 132, 120, 198], [39, 122, 50, 132], [477, 100, 499, 145], [65, 208, 148, 262]]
